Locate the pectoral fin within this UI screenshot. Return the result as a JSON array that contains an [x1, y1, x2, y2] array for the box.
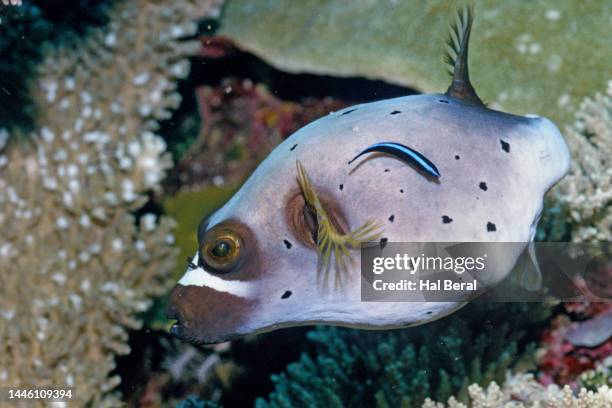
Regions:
[[517, 242, 543, 291]]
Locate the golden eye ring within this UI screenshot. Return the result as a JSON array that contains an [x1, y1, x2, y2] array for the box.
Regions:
[[200, 229, 243, 272]]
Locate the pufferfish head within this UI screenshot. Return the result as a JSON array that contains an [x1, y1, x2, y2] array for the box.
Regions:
[[166, 6, 571, 345], [165, 156, 387, 344]]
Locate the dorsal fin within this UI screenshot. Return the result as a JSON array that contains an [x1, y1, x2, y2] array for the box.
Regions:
[[444, 6, 484, 106]]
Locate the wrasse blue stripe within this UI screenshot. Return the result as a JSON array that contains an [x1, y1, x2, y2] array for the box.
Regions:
[[348, 142, 441, 178]]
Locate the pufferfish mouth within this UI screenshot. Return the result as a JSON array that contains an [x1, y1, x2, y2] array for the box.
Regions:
[[165, 308, 187, 340], [165, 296, 206, 344], [169, 321, 182, 338], [165, 310, 229, 345], [165, 283, 191, 341]]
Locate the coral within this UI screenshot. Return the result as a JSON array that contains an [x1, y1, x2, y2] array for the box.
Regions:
[[219, 1, 610, 127], [537, 302, 612, 386], [176, 395, 222, 408], [553, 80, 612, 243], [562, 277, 611, 318], [578, 356, 611, 391], [1, 1, 22, 6], [422, 373, 612, 407], [0, 0, 222, 405], [167, 76, 346, 192], [0, 0, 115, 130], [257, 303, 552, 408], [161, 341, 226, 387], [564, 311, 612, 348], [131, 336, 231, 406], [536, 162, 612, 388]]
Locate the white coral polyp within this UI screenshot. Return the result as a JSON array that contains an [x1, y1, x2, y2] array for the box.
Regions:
[[132, 132, 172, 189]]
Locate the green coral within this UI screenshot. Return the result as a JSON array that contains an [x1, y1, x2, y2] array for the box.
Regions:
[[176, 395, 223, 408], [257, 303, 551, 408], [219, 0, 610, 127]]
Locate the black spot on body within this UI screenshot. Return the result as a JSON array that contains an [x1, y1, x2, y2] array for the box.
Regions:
[[500, 140, 510, 153], [390, 110, 401, 115], [339, 183, 344, 191], [400, 189, 404, 193], [283, 239, 292, 249], [281, 290, 292, 299], [388, 215, 395, 223], [479, 182, 488, 191], [341, 108, 357, 115], [442, 215, 453, 224], [384, 169, 390, 173], [426, 311, 433, 315], [487, 222, 497, 232], [379, 238, 388, 249], [439, 99, 449, 104], [290, 144, 298, 151], [455, 155, 460, 160]]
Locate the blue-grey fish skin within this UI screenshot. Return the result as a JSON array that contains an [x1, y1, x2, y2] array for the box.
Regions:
[[226, 93, 568, 242], [169, 93, 570, 344]]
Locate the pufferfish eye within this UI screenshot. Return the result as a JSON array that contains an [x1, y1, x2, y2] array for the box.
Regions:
[[200, 228, 243, 272]]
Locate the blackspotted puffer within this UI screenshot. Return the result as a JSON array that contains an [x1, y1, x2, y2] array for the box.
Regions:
[[166, 7, 570, 344]]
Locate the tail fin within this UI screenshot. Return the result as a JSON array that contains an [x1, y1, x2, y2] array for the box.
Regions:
[[444, 5, 484, 106]]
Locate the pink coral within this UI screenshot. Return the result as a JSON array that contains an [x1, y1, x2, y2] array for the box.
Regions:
[[538, 295, 612, 386], [170, 68, 346, 191]]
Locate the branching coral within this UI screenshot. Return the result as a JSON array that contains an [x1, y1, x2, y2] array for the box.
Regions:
[[422, 373, 612, 408], [544, 80, 612, 242], [257, 303, 552, 408], [0, 0, 222, 405]]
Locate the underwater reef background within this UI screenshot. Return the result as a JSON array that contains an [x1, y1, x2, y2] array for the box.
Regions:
[[219, 0, 611, 128], [0, 0, 610, 406]]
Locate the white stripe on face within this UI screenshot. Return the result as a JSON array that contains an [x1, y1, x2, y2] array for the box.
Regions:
[[178, 252, 254, 298]]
